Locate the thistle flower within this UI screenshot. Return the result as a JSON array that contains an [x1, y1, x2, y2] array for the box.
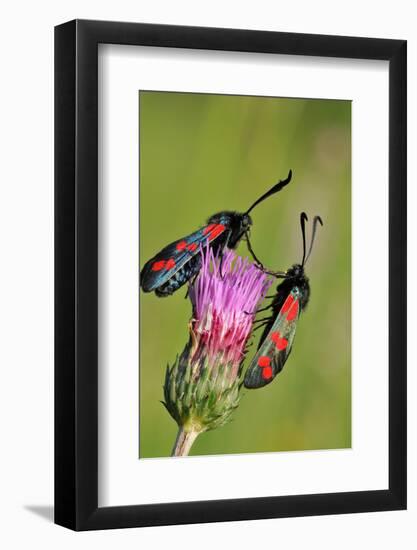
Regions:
[[163, 246, 272, 457]]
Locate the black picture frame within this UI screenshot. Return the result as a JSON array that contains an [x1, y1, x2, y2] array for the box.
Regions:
[[55, 19, 407, 531]]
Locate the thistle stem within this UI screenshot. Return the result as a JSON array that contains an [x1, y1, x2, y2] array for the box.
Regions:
[[171, 426, 200, 457]]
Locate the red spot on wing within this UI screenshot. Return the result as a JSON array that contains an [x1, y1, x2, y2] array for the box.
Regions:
[[286, 300, 299, 322], [176, 240, 187, 251], [203, 224, 216, 235], [187, 243, 198, 252], [262, 366, 273, 380], [152, 260, 166, 271], [208, 224, 226, 240], [258, 356, 273, 380], [271, 331, 288, 350], [204, 223, 226, 241], [258, 356, 271, 368], [165, 258, 176, 270], [281, 294, 294, 315]]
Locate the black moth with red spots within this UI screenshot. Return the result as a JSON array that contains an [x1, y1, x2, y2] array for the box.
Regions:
[[244, 212, 323, 389], [140, 171, 292, 297]]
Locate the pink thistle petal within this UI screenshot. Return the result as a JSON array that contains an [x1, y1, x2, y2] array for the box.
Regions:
[[188, 245, 272, 370]]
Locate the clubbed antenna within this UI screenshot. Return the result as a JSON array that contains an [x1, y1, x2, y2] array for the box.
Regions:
[[245, 170, 292, 215], [304, 215, 323, 265], [300, 212, 308, 267]]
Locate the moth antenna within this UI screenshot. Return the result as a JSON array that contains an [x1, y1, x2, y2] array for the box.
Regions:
[[300, 212, 308, 267], [304, 215, 323, 264], [245, 170, 292, 214]]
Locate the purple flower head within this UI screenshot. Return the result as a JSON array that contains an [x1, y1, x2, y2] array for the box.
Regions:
[[188, 245, 272, 372]]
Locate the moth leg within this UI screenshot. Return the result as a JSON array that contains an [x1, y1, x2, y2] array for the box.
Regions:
[[252, 321, 271, 332], [246, 233, 287, 277], [244, 304, 274, 315], [252, 316, 272, 324], [184, 282, 191, 299], [219, 231, 232, 279], [245, 232, 265, 269], [219, 249, 225, 279], [256, 304, 274, 313], [185, 272, 199, 298]]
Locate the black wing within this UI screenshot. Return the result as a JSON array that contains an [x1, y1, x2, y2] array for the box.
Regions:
[[244, 288, 301, 389], [140, 222, 228, 293]]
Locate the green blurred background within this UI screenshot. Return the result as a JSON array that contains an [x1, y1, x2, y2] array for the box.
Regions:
[[139, 91, 351, 458]]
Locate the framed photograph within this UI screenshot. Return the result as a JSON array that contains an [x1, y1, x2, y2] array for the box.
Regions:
[[55, 19, 406, 530]]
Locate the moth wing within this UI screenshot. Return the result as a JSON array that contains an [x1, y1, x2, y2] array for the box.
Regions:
[[244, 288, 301, 389], [140, 223, 228, 292]]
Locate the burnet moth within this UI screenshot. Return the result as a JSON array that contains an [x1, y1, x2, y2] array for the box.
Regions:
[[244, 212, 323, 389], [140, 170, 292, 297]]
